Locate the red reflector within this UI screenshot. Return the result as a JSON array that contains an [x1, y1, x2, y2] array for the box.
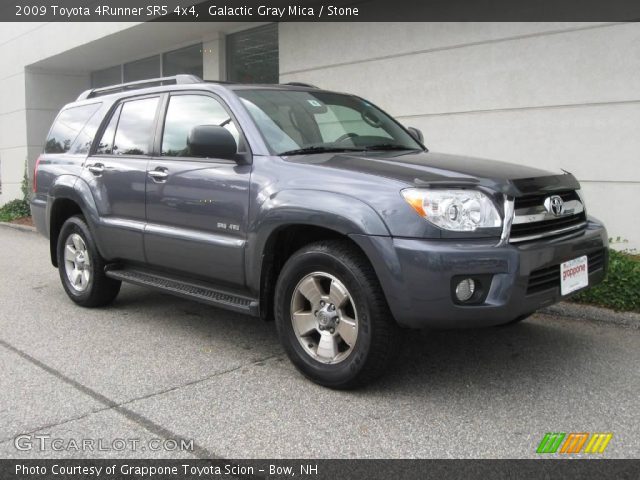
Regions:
[[33, 155, 42, 193]]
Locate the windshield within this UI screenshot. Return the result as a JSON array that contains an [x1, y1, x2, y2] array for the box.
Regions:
[[236, 89, 423, 155]]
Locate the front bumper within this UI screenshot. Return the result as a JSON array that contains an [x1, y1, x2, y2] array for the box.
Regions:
[[351, 219, 608, 329]]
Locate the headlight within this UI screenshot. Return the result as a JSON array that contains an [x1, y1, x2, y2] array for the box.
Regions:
[[401, 188, 502, 231]]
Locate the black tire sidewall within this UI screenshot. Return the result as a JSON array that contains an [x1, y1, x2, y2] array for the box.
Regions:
[[275, 248, 375, 387], [57, 216, 99, 303]]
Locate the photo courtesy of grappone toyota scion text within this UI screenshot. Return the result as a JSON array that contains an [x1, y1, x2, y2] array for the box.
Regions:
[[31, 75, 608, 388]]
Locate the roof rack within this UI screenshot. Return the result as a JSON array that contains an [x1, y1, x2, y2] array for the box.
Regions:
[[282, 82, 319, 89], [76, 74, 203, 101]]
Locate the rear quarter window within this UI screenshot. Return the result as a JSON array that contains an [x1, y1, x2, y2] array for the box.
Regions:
[[45, 103, 102, 154]]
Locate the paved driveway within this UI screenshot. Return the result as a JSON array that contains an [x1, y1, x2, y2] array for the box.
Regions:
[[1, 226, 638, 459]]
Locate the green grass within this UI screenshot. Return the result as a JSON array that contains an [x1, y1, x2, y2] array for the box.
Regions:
[[0, 198, 30, 222], [571, 248, 640, 312]]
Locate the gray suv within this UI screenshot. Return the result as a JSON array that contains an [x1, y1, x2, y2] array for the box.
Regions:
[[31, 75, 608, 388]]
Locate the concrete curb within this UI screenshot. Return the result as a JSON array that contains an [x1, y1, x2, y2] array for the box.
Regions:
[[542, 301, 640, 329], [0, 221, 37, 233]]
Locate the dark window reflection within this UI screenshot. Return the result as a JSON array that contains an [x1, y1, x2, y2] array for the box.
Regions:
[[113, 98, 159, 156], [227, 24, 279, 84], [91, 66, 121, 88], [123, 56, 160, 83], [45, 103, 102, 154], [162, 95, 239, 157], [95, 104, 122, 155], [163, 44, 203, 78]]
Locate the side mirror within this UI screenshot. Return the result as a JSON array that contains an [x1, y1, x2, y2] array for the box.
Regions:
[[408, 127, 424, 144], [187, 125, 237, 160]]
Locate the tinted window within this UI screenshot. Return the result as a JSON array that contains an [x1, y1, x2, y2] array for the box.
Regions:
[[91, 66, 121, 88], [95, 104, 122, 155], [161, 95, 239, 157], [123, 56, 160, 83], [163, 44, 203, 78], [71, 106, 107, 155], [227, 24, 278, 83], [113, 98, 159, 156], [45, 103, 102, 154]]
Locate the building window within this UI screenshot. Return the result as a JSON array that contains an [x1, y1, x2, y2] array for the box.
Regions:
[[123, 55, 160, 83], [91, 66, 122, 88], [163, 44, 203, 78], [90, 43, 203, 88], [226, 24, 279, 84]]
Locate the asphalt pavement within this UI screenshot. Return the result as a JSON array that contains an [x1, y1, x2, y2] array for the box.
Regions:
[[1, 226, 639, 459]]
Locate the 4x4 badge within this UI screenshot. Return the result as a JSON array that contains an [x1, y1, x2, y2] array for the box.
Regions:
[[544, 195, 565, 216]]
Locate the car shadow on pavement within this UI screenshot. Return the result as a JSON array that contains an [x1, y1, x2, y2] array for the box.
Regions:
[[376, 315, 592, 394], [109, 286, 592, 396]]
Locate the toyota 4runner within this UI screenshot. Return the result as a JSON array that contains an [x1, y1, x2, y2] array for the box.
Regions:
[[31, 75, 608, 388]]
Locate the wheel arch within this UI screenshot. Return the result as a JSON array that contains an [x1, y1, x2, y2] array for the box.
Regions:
[[48, 178, 102, 267], [247, 189, 392, 321], [258, 224, 378, 322]]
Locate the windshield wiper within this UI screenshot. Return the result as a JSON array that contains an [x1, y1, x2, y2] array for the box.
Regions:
[[363, 144, 419, 151], [279, 146, 364, 156]]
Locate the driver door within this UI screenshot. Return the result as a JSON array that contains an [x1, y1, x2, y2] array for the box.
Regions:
[[144, 92, 250, 288]]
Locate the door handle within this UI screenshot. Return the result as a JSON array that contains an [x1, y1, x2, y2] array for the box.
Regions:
[[148, 168, 169, 182], [87, 163, 104, 175]]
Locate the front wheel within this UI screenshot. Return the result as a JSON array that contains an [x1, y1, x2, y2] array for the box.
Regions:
[[274, 240, 400, 389], [57, 215, 121, 307]]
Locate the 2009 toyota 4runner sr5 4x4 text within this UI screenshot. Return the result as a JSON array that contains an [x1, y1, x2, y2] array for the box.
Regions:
[[31, 75, 608, 388]]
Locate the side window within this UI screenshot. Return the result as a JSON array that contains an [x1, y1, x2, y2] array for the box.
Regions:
[[95, 104, 121, 155], [112, 97, 159, 156], [71, 107, 104, 155], [45, 103, 102, 154], [161, 95, 240, 157]]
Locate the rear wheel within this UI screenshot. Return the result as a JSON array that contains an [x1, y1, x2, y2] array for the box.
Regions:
[[274, 240, 400, 389], [57, 215, 121, 307]]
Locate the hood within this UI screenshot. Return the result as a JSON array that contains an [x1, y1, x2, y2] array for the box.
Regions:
[[285, 150, 580, 197]]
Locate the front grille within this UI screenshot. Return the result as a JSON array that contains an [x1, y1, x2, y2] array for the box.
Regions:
[[526, 249, 606, 295], [510, 212, 587, 240], [509, 190, 587, 242], [514, 190, 579, 210]]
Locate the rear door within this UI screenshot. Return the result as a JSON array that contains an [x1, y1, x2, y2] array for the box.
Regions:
[[144, 92, 251, 287], [81, 95, 161, 262]]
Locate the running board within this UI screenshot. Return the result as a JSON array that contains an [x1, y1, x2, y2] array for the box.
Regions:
[[105, 267, 259, 316]]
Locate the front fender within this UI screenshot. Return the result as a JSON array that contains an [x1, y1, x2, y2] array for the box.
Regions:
[[245, 189, 390, 292]]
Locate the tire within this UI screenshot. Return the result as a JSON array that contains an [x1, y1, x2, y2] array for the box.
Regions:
[[274, 240, 401, 389], [57, 215, 121, 307]]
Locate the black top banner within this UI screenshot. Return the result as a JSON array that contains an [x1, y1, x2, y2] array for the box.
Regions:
[[3, 0, 640, 22]]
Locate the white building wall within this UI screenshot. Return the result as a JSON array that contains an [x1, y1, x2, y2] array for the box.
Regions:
[[0, 22, 137, 203], [280, 22, 640, 249], [0, 21, 238, 205]]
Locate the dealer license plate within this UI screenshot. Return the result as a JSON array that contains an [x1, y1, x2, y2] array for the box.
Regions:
[[560, 255, 588, 296]]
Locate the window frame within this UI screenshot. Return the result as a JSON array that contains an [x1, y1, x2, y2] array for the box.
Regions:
[[153, 90, 252, 164], [89, 93, 163, 159]]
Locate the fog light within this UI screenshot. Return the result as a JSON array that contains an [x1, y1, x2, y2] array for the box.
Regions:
[[455, 278, 476, 302]]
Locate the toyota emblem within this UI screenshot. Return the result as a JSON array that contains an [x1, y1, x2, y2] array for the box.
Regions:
[[544, 195, 565, 216]]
